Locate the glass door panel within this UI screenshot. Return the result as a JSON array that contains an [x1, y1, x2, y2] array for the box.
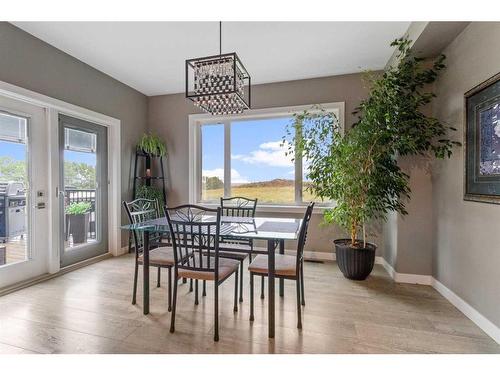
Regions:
[[0, 112, 29, 267], [0, 94, 49, 289], [59, 115, 108, 267]]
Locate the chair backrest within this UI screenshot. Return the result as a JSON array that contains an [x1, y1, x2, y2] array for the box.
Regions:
[[123, 198, 160, 253], [296, 202, 315, 271], [220, 196, 257, 218], [165, 204, 222, 279]]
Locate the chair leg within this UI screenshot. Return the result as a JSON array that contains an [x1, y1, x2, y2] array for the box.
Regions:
[[202, 280, 207, 297], [214, 282, 219, 342], [189, 278, 193, 292], [157, 267, 161, 288], [250, 272, 254, 321], [239, 260, 244, 303], [132, 261, 139, 305], [260, 275, 265, 299], [300, 261, 305, 306], [170, 272, 178, 333], [167, 267, 172, 312], [296, 278, 302, 329], [195, 279, 199, 305], [233, 269, 239, 312]]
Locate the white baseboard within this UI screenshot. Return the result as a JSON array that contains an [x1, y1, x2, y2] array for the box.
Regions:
[[117, 245, 129, 256], [378, 256, 396, 280], [377, 255, 500, 345], [395, 273, 433, 285], [377, 256, 433, 285], [431, 278, 500, 345]]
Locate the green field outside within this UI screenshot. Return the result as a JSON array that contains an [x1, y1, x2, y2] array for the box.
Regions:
[[201, 186, 324, 204]]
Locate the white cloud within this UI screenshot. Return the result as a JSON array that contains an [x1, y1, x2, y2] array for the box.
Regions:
[[202, 168, 249, 184], [231, 140, 293, 168], [259, 141, 283, 151], [202, 168, 224, 179]]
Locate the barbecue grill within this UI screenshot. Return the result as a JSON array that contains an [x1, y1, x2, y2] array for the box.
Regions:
[[0, 182, 27, 243]]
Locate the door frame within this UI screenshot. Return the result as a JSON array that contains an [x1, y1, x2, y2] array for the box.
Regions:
[[0, 79, 122, 275], [0, 102, 47, 287]]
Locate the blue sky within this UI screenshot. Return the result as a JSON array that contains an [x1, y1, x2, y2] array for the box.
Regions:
[[0, 140, 95, 165], [202, 117, 295, 183], [0, 141, 26, 160]]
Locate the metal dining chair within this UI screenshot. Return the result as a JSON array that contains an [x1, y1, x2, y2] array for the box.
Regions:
[[123, 198, 174, 311], [218, 196, 268, 303], [248, 202, 314, 329], [166, 204, 240, 342]]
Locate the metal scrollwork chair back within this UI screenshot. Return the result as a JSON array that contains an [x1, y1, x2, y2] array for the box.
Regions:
[[123, 198, 175, 310], [220, 196, 257, 218], [165, 204, 240, 342]]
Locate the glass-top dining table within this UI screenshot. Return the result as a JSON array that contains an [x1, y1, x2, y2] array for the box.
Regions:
[[121, 215, 303, 339]]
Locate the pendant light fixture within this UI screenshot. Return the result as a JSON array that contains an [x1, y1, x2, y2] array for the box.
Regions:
[[185, 22, 251, 115]]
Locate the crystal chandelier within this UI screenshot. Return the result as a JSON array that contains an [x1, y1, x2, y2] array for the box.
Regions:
[[185, 22, 251, 115]]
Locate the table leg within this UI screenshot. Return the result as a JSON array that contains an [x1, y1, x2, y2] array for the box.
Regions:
[[143, 231, 150, 315], [279, 239, 284, 297], [267, 239, 275, 338]]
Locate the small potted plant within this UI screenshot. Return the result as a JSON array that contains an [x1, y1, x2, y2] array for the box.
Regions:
[[137, 133, 167, 157], [284, 38, 460, 280], [66, 201, 91, 244], [135, 184, 165, 212]]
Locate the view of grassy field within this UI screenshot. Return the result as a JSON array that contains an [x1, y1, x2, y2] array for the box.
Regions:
[[201, 179, 325, 204]]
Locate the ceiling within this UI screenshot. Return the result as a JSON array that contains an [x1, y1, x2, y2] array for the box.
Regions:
[[13, 22, 410, 96]]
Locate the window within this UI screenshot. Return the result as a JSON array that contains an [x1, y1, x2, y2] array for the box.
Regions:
[[231, 117, 295, 204], [201, 123, 225, 202], [190, 103, 344, 207]]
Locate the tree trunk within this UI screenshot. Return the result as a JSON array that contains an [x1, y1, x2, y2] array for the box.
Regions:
[[362, 223, 366, 248], [350, 224, 357, 247]]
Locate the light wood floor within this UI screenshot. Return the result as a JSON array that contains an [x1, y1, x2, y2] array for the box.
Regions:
[[0, 254, 499, 354]]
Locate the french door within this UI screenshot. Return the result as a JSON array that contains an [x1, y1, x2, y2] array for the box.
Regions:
[[0, 95, 49, 289], [59, 114, 108, 267]]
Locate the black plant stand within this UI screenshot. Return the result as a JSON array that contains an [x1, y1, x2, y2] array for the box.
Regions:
[[128, 150, 167, 253]]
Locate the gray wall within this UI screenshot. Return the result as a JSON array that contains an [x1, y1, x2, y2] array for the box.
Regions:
[[431, 22, 500, 327], [148, 73, 385, 254], [0, 23, 148, 246], [382, 159, 434, 275]]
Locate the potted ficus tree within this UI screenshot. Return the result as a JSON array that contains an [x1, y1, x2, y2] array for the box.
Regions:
[[66, 201, 91, 244], [284, 38, 460, 280]]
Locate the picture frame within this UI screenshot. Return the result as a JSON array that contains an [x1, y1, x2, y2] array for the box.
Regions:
[[464, 72, 500, 204]]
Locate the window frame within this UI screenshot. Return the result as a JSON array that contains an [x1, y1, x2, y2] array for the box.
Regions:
[[189, 102, 345, 212]]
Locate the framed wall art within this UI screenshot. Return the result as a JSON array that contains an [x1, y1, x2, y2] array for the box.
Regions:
[[464, 72, 500, 203]]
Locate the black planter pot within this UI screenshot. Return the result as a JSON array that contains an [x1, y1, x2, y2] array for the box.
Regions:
[[68, 213, 89, 244], [334, 239, 376, 280]]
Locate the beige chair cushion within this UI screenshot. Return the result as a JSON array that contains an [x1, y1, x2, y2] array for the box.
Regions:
[[178, 256, 240, 281], [138, 246, 175, 266], [248, 254, 297, 277]]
